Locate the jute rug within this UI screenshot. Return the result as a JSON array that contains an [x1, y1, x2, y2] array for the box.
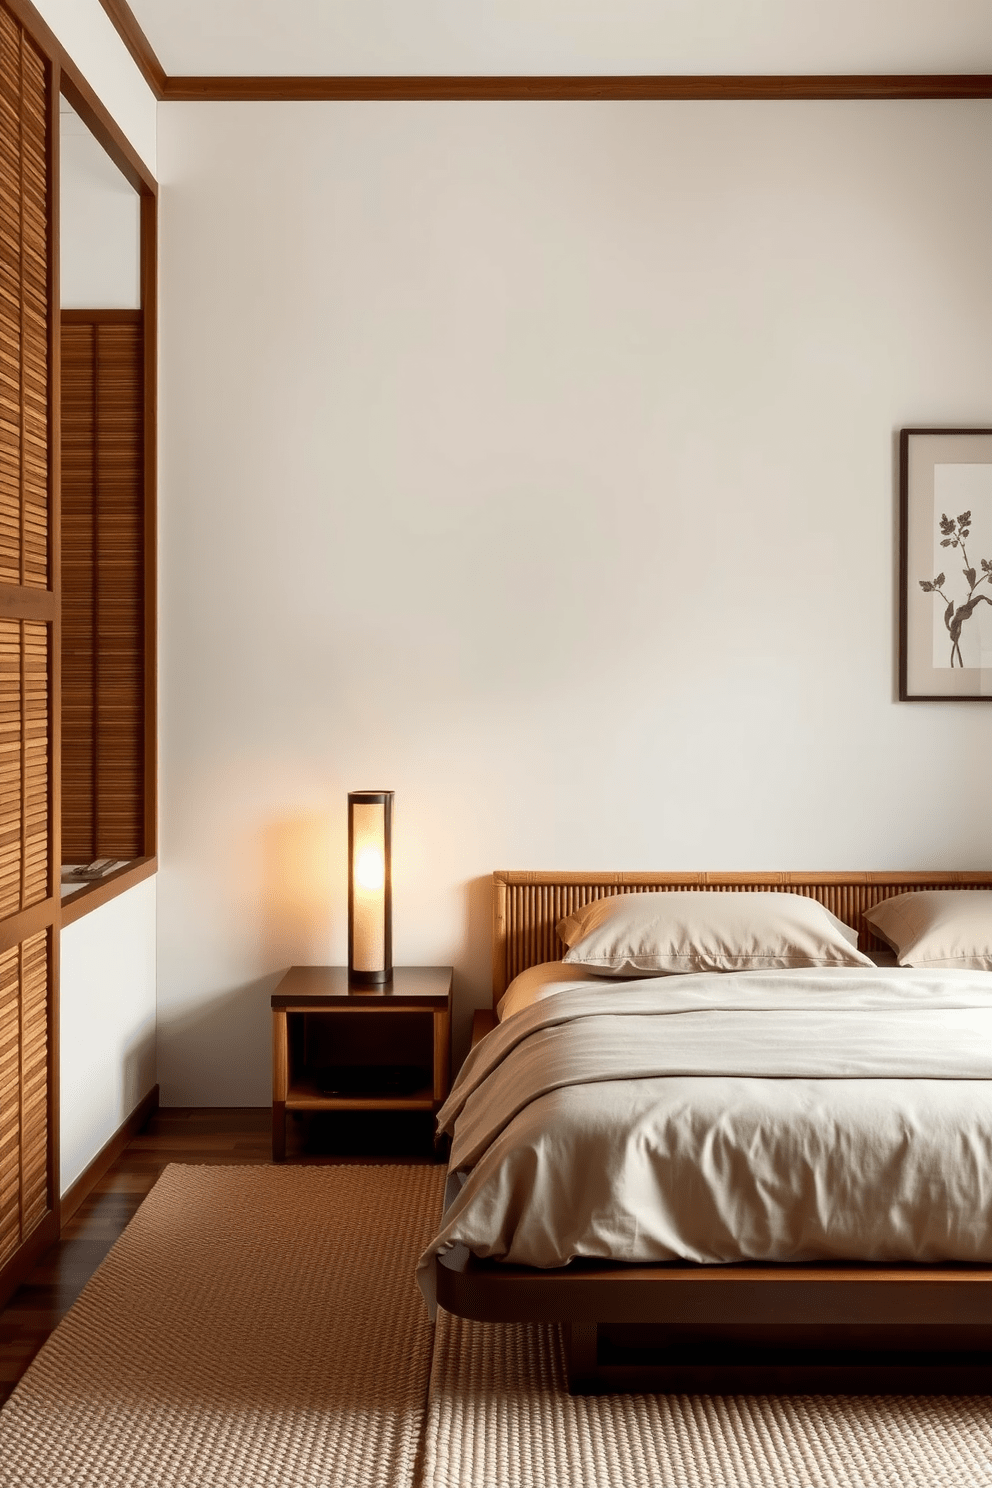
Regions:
[[423, 1312, 992, 1488], [6, 1163, 992, 1488], [0, 1163, 445, 1488]]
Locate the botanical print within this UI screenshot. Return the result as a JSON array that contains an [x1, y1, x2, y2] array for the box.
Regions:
[[922, 467, 992, 669]]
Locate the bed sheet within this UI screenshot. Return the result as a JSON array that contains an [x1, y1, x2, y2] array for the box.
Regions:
[[419, 966, 992, 1310]]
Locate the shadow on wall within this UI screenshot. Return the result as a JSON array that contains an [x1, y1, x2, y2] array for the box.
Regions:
[[159, 860, 494, 1106], [122, 1023, 157, 1113], [452, 875, 494, 1066], [160, 814, 334, 1107], [62, 1022, 156, 1194], [159, 815, 337, 1107], [159, 975, 281, 1108]]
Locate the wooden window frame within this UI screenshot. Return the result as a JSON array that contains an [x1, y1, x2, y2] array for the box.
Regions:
[[0, 0, 157, 1312], [59, 307, 152, 913], [50, 15, 158, 928]]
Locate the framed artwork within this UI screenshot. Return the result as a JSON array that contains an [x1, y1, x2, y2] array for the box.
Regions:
[[900, 428, 992, 700]]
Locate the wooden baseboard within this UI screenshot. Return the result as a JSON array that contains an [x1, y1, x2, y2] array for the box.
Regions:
[[60, 1083, 160, 1228], [0, 1209, 58, 1313]]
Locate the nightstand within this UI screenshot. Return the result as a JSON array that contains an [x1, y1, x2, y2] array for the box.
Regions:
[[271, 965, 453, 1161]]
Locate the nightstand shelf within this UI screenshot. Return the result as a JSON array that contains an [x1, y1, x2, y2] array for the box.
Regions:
[[284, 1075, 437, 1112], [271, 965, 453, 1159]]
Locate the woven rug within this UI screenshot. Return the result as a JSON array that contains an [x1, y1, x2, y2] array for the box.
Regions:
[[423, 1312, 992, 1488], [0, 1163, 445, 1488]]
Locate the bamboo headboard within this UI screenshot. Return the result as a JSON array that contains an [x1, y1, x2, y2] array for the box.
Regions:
[[491, 870, 992, 1008]]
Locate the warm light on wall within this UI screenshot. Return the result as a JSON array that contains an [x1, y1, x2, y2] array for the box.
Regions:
[[348, 790, 393, 984]]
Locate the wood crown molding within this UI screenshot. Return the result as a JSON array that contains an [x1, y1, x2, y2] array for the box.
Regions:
[[160, 73, 992, 102], [88, 4, 992, 101], [97, 0, 166, 98]]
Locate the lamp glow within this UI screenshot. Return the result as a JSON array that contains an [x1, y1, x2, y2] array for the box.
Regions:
[[354, 846, 384, 892], [348, 790, 393, 984]]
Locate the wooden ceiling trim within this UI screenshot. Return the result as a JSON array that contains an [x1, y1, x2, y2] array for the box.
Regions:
[[87, 1, 992, 103], [160, 73, 992, 103], [58, 69, 156, 197], [3, 0, 156, 193], [96, 0, 165, 100]]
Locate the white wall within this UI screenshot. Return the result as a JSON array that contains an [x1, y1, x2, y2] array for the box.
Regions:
[[32, 0, 156, 175], [60, 878, 157, 1194], [60, 100, 141, 309], [157, 100, 992, 1105]]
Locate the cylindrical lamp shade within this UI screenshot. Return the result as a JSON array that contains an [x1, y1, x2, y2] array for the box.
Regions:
[[348, 790, 393, 984]]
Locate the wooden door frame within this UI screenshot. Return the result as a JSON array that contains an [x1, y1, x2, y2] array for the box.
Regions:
[[0, 0, 158, 1310]]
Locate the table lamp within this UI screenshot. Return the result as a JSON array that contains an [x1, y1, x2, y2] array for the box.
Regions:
[[348, 790, 393, 984]]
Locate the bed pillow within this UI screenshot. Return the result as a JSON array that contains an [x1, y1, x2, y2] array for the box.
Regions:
[[863, 890, 992, 969], [557, 891, 872, 976]]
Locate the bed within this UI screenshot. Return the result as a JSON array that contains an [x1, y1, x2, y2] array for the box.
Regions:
[[425, 869, 992, 1392]]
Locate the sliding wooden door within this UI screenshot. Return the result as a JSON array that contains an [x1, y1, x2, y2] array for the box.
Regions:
[[0, 0, 59, 1296]]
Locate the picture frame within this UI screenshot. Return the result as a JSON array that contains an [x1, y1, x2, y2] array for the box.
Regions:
[[900, 427, 992, 701]]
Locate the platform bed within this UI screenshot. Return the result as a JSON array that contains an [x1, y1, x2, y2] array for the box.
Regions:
[[437, 869, 992, 1393]]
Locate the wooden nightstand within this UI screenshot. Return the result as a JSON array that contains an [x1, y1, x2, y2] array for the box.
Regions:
[[271, 965, 453, 1161]]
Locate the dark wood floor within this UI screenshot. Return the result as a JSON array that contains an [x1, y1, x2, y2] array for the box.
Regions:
[[0, 1105, 441, 1407], [0, 1109, 272, 1405]]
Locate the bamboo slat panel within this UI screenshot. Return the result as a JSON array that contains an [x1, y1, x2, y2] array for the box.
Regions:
[[0, 931, 48, 1269], [0, 8, 48, 591], [95, 323, 142, 856], [21, 620, 46, 906], [61, 318, 144, 861], [0, 0, 52, 1296], [19, 929, 46, 1237], [0, 622, 19, 917], [492, 870, 992, 1004], [0, 945, 18, 1268], [0, 617, 48, 918], [60, 324, 95, 857]]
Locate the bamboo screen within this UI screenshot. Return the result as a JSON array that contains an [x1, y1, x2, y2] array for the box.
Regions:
[[492, 870, 992, 1002], [0, 932, 47, 1270], [61, 317, 144, 862], [0, 618, 47, 915], [0, 0, 52, 1275], [0, 8, 48, 591]]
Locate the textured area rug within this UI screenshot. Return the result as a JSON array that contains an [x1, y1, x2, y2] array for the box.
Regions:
[[424, 1312, 992, 1488], [0, 1164, 445, 1488]]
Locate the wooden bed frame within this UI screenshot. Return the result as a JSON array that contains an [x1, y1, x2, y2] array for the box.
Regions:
[[437, 869, 992, 1393]]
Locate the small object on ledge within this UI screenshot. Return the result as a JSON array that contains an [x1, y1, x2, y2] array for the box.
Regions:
[[61, 859, 130, 883]]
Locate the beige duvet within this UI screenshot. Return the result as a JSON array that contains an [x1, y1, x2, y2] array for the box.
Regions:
[[418, 967, 992, 1310]]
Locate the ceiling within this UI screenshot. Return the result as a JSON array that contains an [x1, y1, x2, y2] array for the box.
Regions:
[[127, 0, 992, 78]]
